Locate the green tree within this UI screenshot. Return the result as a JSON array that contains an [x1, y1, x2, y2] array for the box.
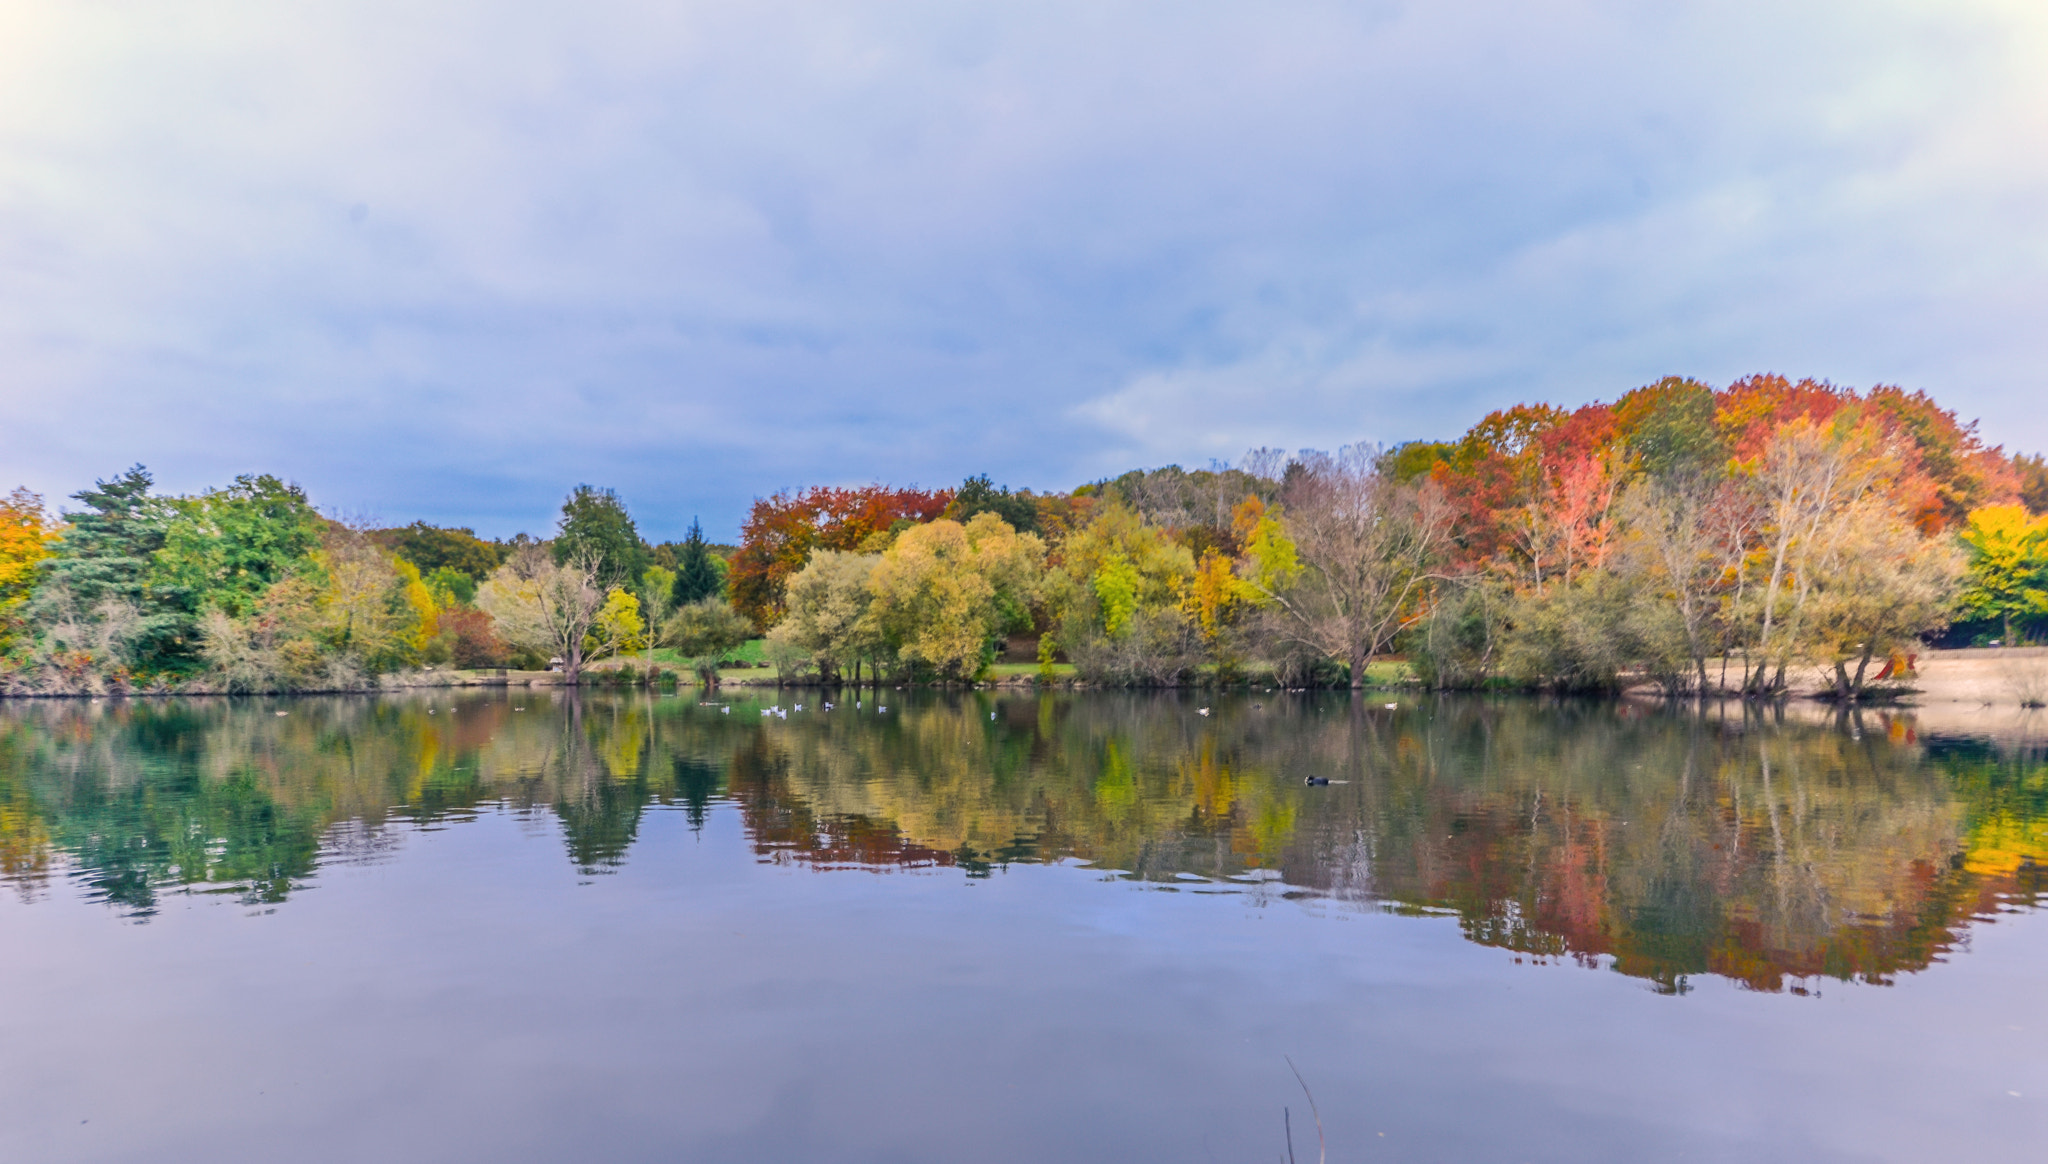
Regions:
[[149, 475, 324, 621], [553, 485, 647, 583], [765, 550, 883, 682], [667, 597, 753, 686], [671, 517, 724, 604], [379, 521, 505, 580], [950, 475, 1039, 534], [29, 465, 188, 674], [1957, 504, 2048, 645]]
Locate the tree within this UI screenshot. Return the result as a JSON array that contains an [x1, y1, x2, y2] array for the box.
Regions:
[[0, 487, 56, 652], [949, 475, 1039, 534], [553, 485, 647, 583], [636, 564, 677, 665], [29, 465, 184, 675], [867, 514, 1045, 680], [1253, 446, 1456, 688], [1730, 415, 1895, 693], [587, 589, 646, 660], [671, 518, 724, 605], [729, 484, 952, 627], [1805, 498, 1961, 697], [376, 521, 505, 580], [1617, 472, 1731, 693], [315, 525, 432, 674], [149, 474, 324, 621], [667, 597, 753, 686], [765, 550, 882, 682], [1040, 499, 1193, 675], [476, 551, 611, 684], [2015, 453, 2048, 515], [1957, 504, 2048, 645]]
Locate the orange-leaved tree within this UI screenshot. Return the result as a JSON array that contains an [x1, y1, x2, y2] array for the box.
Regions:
[[0, 487, 57, 652], [729, 484, 951, 628]]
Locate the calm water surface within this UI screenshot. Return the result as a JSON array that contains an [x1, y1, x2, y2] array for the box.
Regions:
[[2, 690, 2044, 1162]]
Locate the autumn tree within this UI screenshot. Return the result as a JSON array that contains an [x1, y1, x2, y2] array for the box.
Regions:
[[477, 550, 613, 684], [728, 484, 951, 628], [1731, 415, 1896, 692], [1804, 498, 1961, 697], [765, 550, 883, 682], [1615, 472, 1733, 692], [1252, 446, 1456, 688], [1957, 505, 2048, 645], [867, 514, 1045, 680], [1039, 499, 1194, 681], [0, 487, 56, 652]]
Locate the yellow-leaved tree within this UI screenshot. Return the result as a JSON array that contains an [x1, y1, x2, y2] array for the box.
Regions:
[[587, 589, 646, 660], [868, 513, 1044, 679], [1957, 504, 2048, 646]]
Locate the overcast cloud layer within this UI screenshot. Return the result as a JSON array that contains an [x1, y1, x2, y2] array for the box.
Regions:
[[3, 1, 2045, 539]]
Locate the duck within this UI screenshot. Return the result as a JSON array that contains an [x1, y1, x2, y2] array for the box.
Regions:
[[1303, 776, 1330, 786]]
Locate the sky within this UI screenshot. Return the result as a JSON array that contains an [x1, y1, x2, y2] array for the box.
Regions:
[[3, 1, 2045, 541]]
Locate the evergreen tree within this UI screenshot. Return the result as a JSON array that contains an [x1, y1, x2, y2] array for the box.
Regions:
[[951, 474, 1038, 533], [671, 517, 723, 605], [30, 465, 192, 670]]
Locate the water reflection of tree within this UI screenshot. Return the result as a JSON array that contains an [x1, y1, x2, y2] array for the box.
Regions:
[[0, 693, 2041, 993]]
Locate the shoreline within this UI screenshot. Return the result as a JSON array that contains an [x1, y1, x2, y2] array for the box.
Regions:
[[7, 647, 2047, 710]]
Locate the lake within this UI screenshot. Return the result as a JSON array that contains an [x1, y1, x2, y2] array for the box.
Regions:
[[2, 690, 2044, 1162]]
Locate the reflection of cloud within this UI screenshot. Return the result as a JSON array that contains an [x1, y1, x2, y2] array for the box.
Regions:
[[2, 1, 2045, 533]]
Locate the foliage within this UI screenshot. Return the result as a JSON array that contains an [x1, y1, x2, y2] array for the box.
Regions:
[[670, 517, 725, 605], [1043, 501, 1192, 664], [588, 589, 647, 659], [0, 488, 57, 652], [1957, 504, 2048, 645], [375, 521, 505, 581], [150, 474, 324, 623], [948, 474, 1040, 534], [2015, 453, 2048, 516], [1255, 446, 1456, 688], [667, 598, 754, 685], [476, 549, 612, 683], [26, 465, 183, 679], [765, 550, 882, 682], [553, 485, 648, 583], [867, 514, 1045, 680], [729, 484, 952, 628]]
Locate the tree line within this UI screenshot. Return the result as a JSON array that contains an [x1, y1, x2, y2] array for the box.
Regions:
[[5, 372, 2048, 695], [0, 474, 744, 693]]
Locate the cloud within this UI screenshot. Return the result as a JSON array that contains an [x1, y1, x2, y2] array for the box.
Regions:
[[2, 1, 2045, 536]]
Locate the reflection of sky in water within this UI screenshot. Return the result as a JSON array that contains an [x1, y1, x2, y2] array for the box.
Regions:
[[1, 693, 2044, 1161]]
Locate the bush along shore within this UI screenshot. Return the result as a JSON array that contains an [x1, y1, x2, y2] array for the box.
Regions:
[[7, 375, 2048, 702]]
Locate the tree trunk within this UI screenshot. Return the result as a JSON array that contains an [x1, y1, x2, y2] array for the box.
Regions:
[[566, 639, 584, 686], [1851, 644, 1875, 694], [1349, 642, 1367, 689]]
